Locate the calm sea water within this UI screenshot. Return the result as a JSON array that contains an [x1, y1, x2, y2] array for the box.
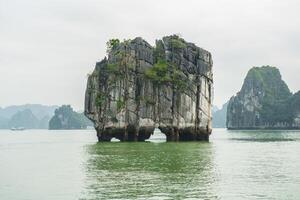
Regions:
[[0, 129, 300, 200]]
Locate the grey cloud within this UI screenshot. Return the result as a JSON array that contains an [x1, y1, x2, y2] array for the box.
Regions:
[[0, 0, 299, 109]]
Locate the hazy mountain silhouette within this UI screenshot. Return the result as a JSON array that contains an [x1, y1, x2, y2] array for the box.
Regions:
[[0, 104, 57, 129], [0, 104, 92, 130], [0, 104, 58, 120], [8, 109, 39, 129], [212, 102, 228, 128]]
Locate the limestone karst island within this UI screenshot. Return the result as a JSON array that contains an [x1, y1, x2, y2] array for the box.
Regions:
[[84, 35, 213, 142], [3, 1, 300, 199], [227, 66, 300, 129]]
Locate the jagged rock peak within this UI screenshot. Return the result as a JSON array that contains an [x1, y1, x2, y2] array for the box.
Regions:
[[85, 35, 213, 142], [227, 66, 300, 129]]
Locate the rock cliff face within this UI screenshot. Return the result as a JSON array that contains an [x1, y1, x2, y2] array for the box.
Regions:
[[227, 66, 300, 129], [85, 35, 213, 141]]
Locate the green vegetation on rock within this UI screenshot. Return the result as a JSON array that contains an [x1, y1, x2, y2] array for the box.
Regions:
[[85, 35, 213, 141], [227, 66, 300, 128], [145, 59, 170, 84], [145, 59, 188, 92], [246, 66, 292, 124], [106, 39, 120, 53], [95, 93, 106, 107], [153, 40, 165, 63], [49, 105, 92, 130], [169, 35, 187, 49], [116, 98, 125, 111], [246, 66, 291, 102]]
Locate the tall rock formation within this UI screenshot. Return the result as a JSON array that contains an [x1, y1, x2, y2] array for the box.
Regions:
[[49, 105, 90, 130], [227, 66, 300, 129], [85, 35, 213, 141]]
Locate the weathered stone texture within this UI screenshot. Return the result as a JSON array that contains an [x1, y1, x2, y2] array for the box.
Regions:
[[85, 35, 213, 141], [227, 66, 300, 129]]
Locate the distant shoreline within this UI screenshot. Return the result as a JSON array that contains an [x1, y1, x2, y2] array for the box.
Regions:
[[227, 127, 300, 130]]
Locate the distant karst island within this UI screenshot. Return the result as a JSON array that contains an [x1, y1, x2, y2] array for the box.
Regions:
[[49, 105, 92, 130], [0, 104, 92, 130], [227, 66, 300, 129], [85, 35, 213, 141], [0, 104, 58, 129], [212, 103, 228, 128]]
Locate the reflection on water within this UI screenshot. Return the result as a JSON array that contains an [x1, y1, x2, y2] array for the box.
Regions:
[[81, 142, 217, 199], [81, 129, 300, 200], [1, 129, 300, 200], [211, 129, 300, 200], [227, 130, 299, 142]]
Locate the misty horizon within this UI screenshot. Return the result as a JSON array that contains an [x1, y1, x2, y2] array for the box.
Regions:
[[1, 0, 300, 110]]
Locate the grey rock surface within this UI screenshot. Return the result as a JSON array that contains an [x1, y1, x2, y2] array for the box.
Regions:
[[85, 35, 213, 141], [227, 66, 300, 129]]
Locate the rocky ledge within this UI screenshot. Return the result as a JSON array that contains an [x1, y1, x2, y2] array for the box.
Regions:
[[85, 35, 213, 141]]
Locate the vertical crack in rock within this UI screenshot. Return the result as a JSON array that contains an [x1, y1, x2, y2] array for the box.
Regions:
[[85, 35, 213, 141]]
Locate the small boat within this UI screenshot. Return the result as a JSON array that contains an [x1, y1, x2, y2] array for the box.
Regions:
[[11, 127, 25, 131]]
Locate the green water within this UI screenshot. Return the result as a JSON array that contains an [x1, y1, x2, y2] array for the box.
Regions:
[[0, 129, 300, 199]]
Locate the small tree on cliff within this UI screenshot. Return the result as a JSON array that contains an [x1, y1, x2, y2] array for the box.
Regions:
[[148, 36, 189, 140], [106, 39, 120, 54]]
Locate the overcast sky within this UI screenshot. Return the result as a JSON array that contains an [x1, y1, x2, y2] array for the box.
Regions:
[[1, 0, 299, 110]]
